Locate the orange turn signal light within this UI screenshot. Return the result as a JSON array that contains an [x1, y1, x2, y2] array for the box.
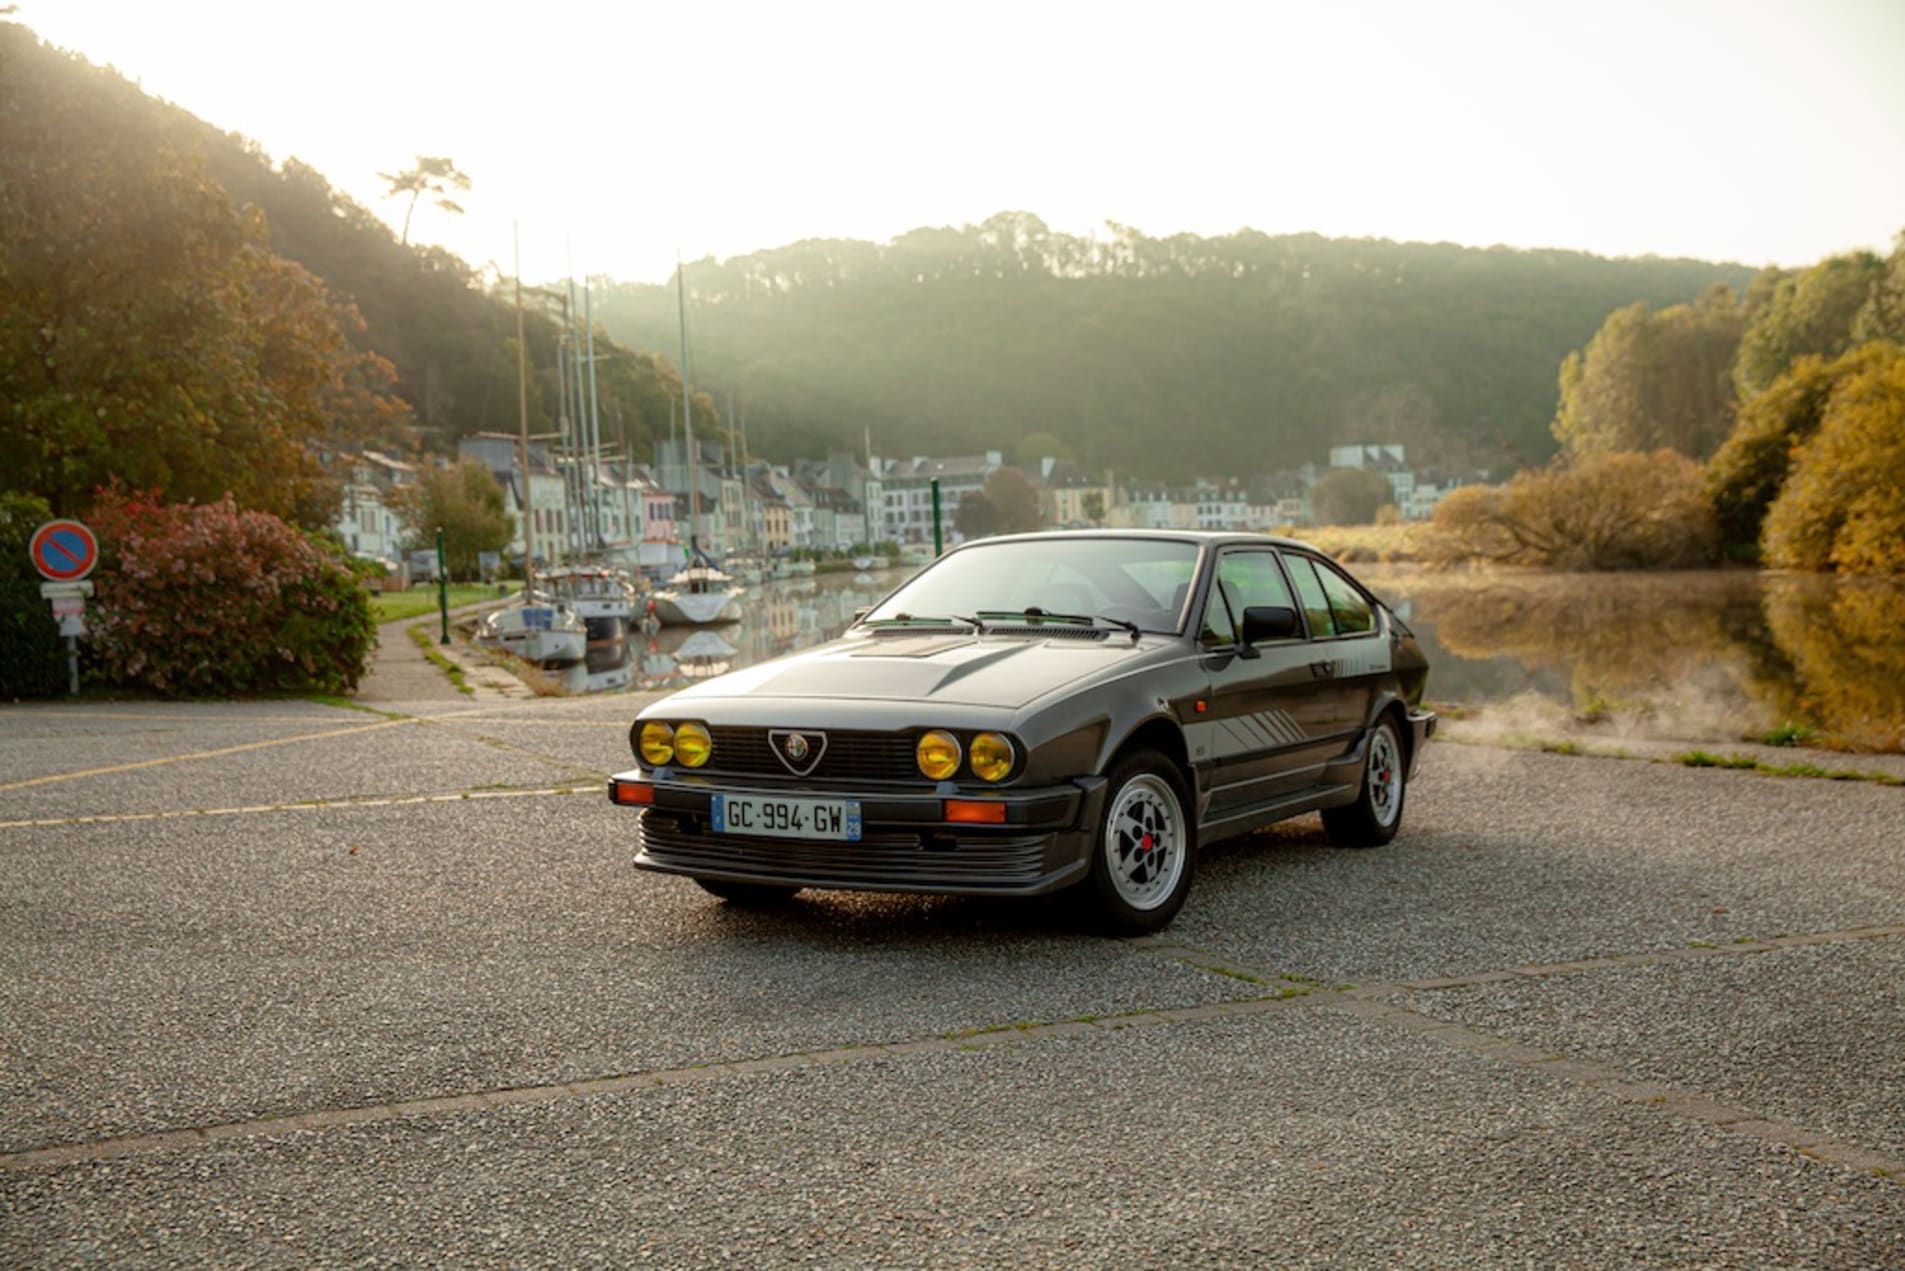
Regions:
[[609, 778, 654, 806], [943, 799, 1007, 824]]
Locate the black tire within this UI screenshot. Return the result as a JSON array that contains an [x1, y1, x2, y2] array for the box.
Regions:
[[1084, 749, 1196, 935], [1322, 715, 1407, 848], [694, 878, 802, 906]]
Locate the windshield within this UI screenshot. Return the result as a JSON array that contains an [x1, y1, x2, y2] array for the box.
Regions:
[[865, 538, 1202, 634]]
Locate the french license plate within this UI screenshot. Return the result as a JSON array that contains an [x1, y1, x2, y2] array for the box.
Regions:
[[712, 794, 862, 842]]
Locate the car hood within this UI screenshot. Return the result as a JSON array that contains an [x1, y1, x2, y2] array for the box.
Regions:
[[663, 631, 1155, 711]]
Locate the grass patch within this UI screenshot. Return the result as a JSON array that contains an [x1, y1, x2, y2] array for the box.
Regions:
[[1758, 721, 1819, 748], [1675, 750, 1758, 770], [1672, 750, 1901, 786], [370, 584, 499, 625], [407, 623, 472, 696]]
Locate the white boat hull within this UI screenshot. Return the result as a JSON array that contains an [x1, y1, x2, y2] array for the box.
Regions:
[[649, 588, 744, 626]]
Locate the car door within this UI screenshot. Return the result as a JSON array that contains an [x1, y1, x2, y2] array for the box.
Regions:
[[1282, 552, 1388, 739], [1195, 548, 1345, 819]]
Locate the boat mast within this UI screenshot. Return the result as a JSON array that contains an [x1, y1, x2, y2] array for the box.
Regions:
[[676, 254, 701, 560], [584, 278, 604, 559], [514, 222, 534, 590]]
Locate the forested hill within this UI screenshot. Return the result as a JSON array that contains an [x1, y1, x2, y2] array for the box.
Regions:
[[593, 216, 1755, 478], [2, 22, 695, 471]]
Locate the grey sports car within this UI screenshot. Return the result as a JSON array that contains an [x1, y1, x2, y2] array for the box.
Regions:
[[609, 531, 1434, 933]]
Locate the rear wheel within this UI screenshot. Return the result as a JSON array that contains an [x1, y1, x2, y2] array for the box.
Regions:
[[1085, 749, 1196, 935], [695, 878, 802, 906], [1323, 715, 1407, 848]]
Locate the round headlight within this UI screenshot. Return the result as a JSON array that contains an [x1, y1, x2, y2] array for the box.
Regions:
[[969, 732, 1016, 783], [916, 729, 962, 781], [674, 721, 713, 768], [638, 721, 676, 766]]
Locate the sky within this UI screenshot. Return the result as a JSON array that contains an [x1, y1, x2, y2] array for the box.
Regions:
[[19, 0, 1905, 286]]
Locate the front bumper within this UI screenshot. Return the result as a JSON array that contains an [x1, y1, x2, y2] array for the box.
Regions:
[[610, 769, 1106, 897]]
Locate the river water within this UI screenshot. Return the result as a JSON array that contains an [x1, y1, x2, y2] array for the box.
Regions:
[[568, 566, 1905, 755]]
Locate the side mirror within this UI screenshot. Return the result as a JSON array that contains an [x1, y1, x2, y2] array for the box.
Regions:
[[1241, 605, 1299, 645]]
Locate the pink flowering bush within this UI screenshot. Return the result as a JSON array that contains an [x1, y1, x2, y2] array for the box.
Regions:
[[88, 491, 375, 696]]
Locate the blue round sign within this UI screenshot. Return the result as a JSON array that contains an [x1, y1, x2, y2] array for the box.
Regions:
[[29, 519, 99, 582]]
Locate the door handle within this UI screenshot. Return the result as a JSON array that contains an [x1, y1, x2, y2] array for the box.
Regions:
[[1309, 660, 1336, 679]]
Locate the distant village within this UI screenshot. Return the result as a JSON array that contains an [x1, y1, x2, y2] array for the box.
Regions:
[[329, 438, 1478, 582]]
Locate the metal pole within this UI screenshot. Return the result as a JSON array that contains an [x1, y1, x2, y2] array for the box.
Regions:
[[931, 478, 943, 557], [584, 279, 603, 555], [676, 256, 701, 560], [514, 222, 534, 591], [436, 526, 450, 645], [66, 635, 78, 696]]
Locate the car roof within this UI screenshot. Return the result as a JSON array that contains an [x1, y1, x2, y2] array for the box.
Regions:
[[948, 528, 1324, 553]]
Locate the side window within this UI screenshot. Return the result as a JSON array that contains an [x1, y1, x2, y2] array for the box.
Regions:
[[1312, 559, 1375, 636], [1200, 581, 1237, 647], [1282, 556, 1336, 638], [1222, 550, 1298, 638]]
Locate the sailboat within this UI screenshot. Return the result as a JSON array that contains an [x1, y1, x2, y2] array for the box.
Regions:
[[649, 257, 745, 627], [474, 225, 589, 667]]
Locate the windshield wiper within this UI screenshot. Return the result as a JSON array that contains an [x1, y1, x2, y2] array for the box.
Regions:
[[864, 613, 985, 632], [975, 608, 1141, 641]]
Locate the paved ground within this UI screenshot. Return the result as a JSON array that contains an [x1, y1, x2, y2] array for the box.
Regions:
[[1, 677, 1901, 1266]]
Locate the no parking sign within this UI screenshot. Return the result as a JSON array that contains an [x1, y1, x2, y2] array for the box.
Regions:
[[29, 519, 99, 582]]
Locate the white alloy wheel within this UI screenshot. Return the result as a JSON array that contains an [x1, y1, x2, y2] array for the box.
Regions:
[[1104, 771, 1187, 911], [1367, 722, 1404, 829]]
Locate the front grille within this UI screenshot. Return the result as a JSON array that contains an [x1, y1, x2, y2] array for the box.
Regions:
[[638, 814, 1050, 889], [704, 727, 919, 782]]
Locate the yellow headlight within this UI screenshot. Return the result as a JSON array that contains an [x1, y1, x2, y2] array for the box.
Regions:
[[639, 721, 676, 766], [969, 732, 1016, 783], [674, 721, 713, 768], [916, 729, 962, 780]]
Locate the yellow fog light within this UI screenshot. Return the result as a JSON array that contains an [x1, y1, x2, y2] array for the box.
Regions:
[[916, 729, 962, 780], [639, 721, 676, 766], [674, 722, 713, 768], [969, 732, 1016, 783]]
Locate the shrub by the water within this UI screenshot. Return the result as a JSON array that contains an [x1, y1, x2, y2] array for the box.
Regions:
[[1426, 450, 1718, 570], [87, 492, 375, 696]]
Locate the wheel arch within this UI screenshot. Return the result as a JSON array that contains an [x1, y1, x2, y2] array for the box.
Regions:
[[1102, 715, 1192, 782]]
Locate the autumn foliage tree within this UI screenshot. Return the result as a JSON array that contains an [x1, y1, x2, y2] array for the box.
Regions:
[[1309, 467, 1395, 526], [1760, 343, 1905, 573], [1551, 286, 1747, 460]]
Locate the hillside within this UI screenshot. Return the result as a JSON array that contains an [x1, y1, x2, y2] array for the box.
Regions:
[[0, 20, 700, 480], [593, 216, 1757, 478]]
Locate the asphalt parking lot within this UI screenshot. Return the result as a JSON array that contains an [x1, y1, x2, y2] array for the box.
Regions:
[[2, 689, 1901, 1267]]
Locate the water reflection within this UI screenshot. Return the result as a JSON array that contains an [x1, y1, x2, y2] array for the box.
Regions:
[[571, 564, 1905, 754], [575, 567, 913, 696], [1361, 569, 1905, 753]]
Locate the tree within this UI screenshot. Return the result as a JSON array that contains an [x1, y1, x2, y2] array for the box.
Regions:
[[1760, 342, 1905, 573], [954, 490, 999, 540], [1309, 467, 1394, 526], [1082, 489, 1106, 525], [0, 51, 412, 525], [984, 467, 1042, 533], [1552, 286, 1746, 459], [379, 155, 471, 247], [391, 460, 512, 580], [1733, 253, 1885, 401], [1704, 348, 1854, 551]]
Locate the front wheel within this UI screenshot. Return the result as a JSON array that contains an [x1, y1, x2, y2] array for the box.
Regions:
[[1323, 716, 1407, 848], [1084, 750, 1196, 935]]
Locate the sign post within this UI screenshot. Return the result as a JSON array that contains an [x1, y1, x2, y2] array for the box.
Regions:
[[29, 519, 100, 696]]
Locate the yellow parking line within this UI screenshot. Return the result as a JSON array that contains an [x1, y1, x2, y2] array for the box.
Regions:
[[0, 719, 417, 793]]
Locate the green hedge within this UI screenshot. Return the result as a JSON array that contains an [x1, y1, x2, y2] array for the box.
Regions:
[[0, 580, 68, 698]]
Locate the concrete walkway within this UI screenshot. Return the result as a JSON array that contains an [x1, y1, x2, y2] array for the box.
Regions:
[[353, 601, 535, 706]]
